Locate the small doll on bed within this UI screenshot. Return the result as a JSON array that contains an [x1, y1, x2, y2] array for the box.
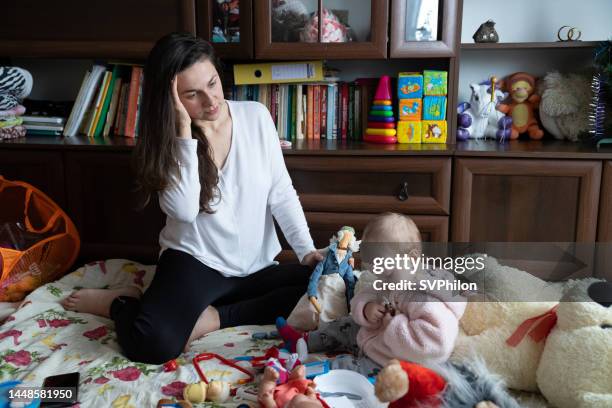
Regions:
[[278, 213, 466, 377], [286, 226, 361, 332], [258, 359, 329, 408]]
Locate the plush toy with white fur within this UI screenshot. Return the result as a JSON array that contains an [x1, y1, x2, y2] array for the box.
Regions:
[[452, 256, 611, 407], [452, 256, 564, 391], [536, 280, 612, 408], [538, 71, 591, 142], [457, 81, 512, 141]]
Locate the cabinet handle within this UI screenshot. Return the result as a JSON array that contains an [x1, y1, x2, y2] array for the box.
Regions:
[[397, 181, 410, 201]]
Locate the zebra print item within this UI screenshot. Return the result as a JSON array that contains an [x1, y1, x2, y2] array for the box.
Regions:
[[0, 94, 19, 111], [0, 67, 33, 110]]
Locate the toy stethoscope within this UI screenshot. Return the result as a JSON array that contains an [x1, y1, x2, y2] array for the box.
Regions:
[[192, 353, 254, 385]]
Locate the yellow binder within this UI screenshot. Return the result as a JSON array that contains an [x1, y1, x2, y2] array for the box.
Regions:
[[233, 61, 324, 85]]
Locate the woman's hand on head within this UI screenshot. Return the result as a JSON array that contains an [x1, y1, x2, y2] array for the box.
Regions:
[[301, 249, 325, 268], [172, 77, 192, 138]]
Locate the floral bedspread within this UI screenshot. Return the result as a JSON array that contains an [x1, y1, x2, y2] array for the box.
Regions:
[[0, 259, 288, 407]]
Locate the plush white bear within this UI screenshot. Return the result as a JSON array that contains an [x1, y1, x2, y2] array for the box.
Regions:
[[452, 255, 610, 407], [536, 280, 612, 408], [451, 255, 564, 391]]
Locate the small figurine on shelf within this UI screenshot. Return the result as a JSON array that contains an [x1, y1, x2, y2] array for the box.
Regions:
[[473, 20, 499, 43], [498, 72, 544, 140], [457, 77, 512, 141], [365, 75, 397, 144]]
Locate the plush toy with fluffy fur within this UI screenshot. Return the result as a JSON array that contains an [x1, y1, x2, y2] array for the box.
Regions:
[[452, 256, 564, 391], [536, 280, 612, 408], [452, 255, 610, 407], [538, 71, 592, 142]]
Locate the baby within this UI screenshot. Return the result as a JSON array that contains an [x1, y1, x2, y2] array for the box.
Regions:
[[277, 212, 466, 376]]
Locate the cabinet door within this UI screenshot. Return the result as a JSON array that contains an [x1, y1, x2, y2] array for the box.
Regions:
[[196, 0, 253, 59], [255, 0, 388, 59], [0, 150, 65, 208], [275, 212, 448, 262], [452, 158, 602, 242], [65, 152, 165, 264], [390, 0, 459, 57], [596, 161, 612, 280], [286, 156, 451, 215], [0, 0, 195, 58]]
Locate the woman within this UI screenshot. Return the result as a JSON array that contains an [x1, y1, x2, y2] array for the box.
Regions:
[[62, 32, 322, 364]]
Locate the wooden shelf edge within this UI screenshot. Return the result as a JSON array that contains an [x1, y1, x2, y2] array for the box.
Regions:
[[460, 41, 602, 50]]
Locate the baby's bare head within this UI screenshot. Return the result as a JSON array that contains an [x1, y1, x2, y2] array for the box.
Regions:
[[362, 213, 423, 278], [363, 212, 421, 245]]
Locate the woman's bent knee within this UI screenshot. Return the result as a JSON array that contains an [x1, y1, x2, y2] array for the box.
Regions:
[[119, 330, 185, 364]]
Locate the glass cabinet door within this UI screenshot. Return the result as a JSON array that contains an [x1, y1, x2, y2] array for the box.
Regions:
[[197, 0, 253, 59], [257, 0, 388, 59], [390, 0, 459, 57]]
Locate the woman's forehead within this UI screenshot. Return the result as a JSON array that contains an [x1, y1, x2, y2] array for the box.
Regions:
[[177, 60, 217, 87]]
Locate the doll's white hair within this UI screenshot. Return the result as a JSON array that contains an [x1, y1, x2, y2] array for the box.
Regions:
[[330, 228, 361, 252]]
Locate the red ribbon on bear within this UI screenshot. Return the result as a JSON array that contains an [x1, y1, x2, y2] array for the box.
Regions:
[[506, 305, 559, 347]]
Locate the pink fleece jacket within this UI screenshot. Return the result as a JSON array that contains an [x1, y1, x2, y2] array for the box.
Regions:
[[350, 269, 466, 366]]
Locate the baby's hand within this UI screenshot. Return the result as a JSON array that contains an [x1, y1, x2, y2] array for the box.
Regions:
[[382, 312, 393, 327], [364, 302, 386, 323]]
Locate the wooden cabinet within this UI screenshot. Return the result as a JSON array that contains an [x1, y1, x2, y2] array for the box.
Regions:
[[254, 0, 389, 59], [599, 161, 612, 241], [286, 156, 451, 215], [390, 0, 460, 57], [276, 212, 448, 262], [596, 161, 612, 280], [196, 0, 253, 59], [452, 158, 602, 242], [0, 0, 196, 58], [65, 152, 165, 264], [0, 151, 65, 208]]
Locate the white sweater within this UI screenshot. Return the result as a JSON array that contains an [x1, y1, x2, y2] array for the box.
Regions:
[[158, 100, 315, 277]]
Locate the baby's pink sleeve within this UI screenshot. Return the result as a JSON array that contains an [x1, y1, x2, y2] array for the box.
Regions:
[[350, 289, 381, 329], [382, 299, 465, 363]]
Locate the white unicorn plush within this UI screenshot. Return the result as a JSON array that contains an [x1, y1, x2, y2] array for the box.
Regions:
[[457, 80, 512, 141]]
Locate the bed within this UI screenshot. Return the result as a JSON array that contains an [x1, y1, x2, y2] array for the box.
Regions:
[[0, 259, 304, 407], [0, 259, 552, 408]]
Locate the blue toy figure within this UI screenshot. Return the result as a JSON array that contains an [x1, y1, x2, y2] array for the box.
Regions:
[[307, 226, 360, 312]]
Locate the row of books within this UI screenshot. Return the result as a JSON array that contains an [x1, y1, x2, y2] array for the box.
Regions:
[[64, 63, 143, 137], [229, 79, 379, 141]]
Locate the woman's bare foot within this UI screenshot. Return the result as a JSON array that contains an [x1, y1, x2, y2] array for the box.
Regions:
[[61, 286, 142, 318], [183, 306, 220, 351]]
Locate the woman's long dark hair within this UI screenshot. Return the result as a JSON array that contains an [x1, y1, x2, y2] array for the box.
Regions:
[[133, 32, 223, 213]]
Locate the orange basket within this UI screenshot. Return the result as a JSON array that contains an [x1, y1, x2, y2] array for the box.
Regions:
[[0, 176, 80, 301]]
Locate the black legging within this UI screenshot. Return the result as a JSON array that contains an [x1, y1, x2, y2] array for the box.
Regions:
[[110, 248, 310, 364]]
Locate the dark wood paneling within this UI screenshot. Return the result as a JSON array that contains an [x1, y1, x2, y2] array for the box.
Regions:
[[65, 152, 165, 264], [596, 161, 612, 280], [452, 158, 602, 242], [0, 151, 65, 208], [0, 0, 195, 58], [254, 0, 388, 59], [286, 156, 451, 215]]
